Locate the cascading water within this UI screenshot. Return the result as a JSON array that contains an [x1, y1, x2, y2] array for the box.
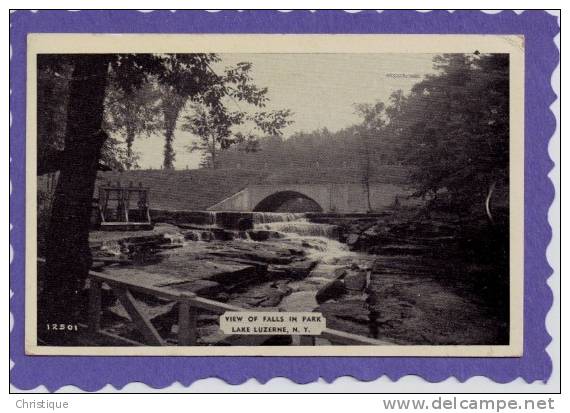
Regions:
[[204, 211, 217, 226], [252, 211, 338, 239], [256, 218, 339, 239], [250, 212, 374, 313], [252, 212, 307, 224], [167, 211, 373, 315]]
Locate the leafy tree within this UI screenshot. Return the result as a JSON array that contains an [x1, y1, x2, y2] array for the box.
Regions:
[[354, 102, 387, 212], [155, 55, 221, 169], [38, 53, 220, 335], [214, 123, 399, 177], [184, 103, 245, 168], [385, 53, 509, 218], [100, 135, 142, 171], [182, 62, 293, 169], [160, 86, 188, 169], [37, 55, 164, 173], [103, 80, 162, 170]]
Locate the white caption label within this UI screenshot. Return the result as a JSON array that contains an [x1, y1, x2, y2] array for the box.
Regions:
[[219, 312, 326, 335]]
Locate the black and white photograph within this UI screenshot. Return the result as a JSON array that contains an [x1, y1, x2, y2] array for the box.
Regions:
[[29, 35, 522, 355]]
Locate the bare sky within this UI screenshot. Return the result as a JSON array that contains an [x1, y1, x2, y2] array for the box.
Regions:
[[132, 53, 439, 169]]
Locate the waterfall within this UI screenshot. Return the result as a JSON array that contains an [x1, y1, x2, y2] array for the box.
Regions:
[[163, 232, 185, 244], [252, 212, 307, 224], [252, 212, 340, 239], [204, 211, 217, 226], [256, 219, 339, 239], [163, 210, 375, 319]]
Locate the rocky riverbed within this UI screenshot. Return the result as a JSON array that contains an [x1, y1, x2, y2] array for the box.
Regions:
[[88, 209, 509, 346]]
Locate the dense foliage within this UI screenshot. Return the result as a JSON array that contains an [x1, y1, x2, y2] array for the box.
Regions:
[[182, 62, 292, 169], [387, 53, 509, 213]]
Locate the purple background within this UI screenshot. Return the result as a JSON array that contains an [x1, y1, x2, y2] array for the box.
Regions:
[[9, 10, 559, 391]]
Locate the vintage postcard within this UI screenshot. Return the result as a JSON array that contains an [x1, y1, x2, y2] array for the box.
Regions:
[[10, 10, 558, 390], [26, 33, 524, 357]]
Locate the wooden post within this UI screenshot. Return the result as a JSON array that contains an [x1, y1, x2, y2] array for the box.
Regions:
[[102, 189, 109, 223], [113, 287, 165, 346], [124, 188, 129, 223], [87, 278, 102, 335], [177, 301, 197, 346]]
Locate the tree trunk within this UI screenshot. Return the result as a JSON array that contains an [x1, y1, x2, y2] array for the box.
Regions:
[[361, 131, 372, 212], [42, 55, 110, 334], [210, 134, 217, 169], [365, 152, 372, 212], [125, 127, 135, 170], [163, 125, 175, 170], [161, 93, 186, 170]]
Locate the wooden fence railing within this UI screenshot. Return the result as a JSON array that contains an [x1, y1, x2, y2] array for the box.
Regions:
[[86, 269, 391, 347]]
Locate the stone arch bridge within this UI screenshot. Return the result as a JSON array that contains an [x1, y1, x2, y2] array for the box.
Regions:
[[207, 183, 411, 213]]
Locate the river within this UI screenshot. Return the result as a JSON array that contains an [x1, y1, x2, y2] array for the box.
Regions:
[[94, 210, 507, 345], [251, 212, 375, 313], [165, 211, 375, 313]]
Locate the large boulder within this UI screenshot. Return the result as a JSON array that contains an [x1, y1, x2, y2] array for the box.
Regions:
[[333, 268, 347, 280], [268, 260, 318, 280], [344, 270, 368, 291], [363, 225, 381, 237], [228, 282, 291, 308], [183, 230, 201, 241], [346, 233, 360, 248], [247, 230, 283, 242], [315, 280, 346, 304]]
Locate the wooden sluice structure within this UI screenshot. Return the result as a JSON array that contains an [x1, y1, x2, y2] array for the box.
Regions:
[[97, 181, 153, 231]]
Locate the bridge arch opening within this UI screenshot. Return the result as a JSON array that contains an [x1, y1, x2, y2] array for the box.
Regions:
[[253, 191, 324, 213]]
